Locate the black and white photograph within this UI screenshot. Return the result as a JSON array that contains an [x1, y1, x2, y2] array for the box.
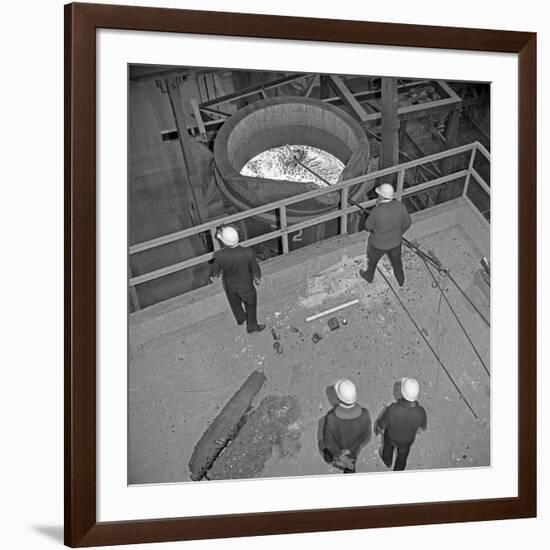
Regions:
[[128, 65, 491, 484]]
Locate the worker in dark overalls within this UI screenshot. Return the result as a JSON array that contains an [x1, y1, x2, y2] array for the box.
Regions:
[[359, 183, 412, 287], [374, 377, 427, 471], [321, 378, 372, 473], [210, 225, 266, 334]]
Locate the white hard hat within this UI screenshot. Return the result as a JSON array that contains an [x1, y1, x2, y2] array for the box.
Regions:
[[401, 377, 420, 402], [335, 378, 358, 407], [375, 183, 395, 200], [218, 226, 239, 247]]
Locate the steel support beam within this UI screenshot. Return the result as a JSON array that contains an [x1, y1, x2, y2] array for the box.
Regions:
[[327, 75, 369, 122], [200, 73, 309, 108]]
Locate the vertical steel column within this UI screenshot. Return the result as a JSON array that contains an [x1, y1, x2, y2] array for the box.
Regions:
[[163, 77, 208, 229], [128, 265, 141, 312]]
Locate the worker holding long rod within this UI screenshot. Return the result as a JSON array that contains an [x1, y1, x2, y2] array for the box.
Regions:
[[286, 146, 412, 287], [289, 145, 489, 325], [349, 197, 489, 326], [359, 183, 412, 287]]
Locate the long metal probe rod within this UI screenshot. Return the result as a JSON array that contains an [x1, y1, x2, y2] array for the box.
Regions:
[[376, 266, 479, 420], [284, 145, 333, 186], [446, 272, 490, 327], [422, 260, 490, 377]]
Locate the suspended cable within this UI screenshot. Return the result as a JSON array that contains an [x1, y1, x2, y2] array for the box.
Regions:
[[421, 258, 491, 377], [445, 271, 490, 327], [429, 269, 447, 410], [376, 266, 479, 420]]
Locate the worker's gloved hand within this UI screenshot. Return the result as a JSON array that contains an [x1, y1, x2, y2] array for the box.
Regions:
[[254, 277, 262, 287], [335, 451, 355, 471]]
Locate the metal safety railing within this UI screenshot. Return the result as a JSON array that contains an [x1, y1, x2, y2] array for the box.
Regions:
[[129, 141, 490, 300]]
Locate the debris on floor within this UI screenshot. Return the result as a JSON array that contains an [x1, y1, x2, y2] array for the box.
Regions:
[[208, 395, 302, 480], [188, 370, 266, 481]]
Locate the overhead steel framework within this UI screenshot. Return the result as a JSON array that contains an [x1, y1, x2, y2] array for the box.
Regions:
[[179, 73, 463, 142]]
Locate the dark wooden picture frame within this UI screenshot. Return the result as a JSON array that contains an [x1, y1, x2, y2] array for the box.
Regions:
[[64, 2, 537, 547]]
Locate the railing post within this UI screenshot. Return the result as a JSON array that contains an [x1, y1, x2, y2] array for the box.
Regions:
[[340, 185, 349, 234], [128, 265, 141, 311], [396, 169, 405, 200], [463, 145, 477, 197], [209, 227, 220, 251], [280, 206, 289, 254]]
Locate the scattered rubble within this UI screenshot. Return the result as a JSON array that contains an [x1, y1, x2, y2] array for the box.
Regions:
[[327, 317, 340, 331], [208, 395, 302, 480]]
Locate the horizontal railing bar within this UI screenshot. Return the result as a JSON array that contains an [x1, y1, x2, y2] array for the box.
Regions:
[[129, 216, 345, 286], [130, 207, 279, 254], [130, 253, 214, 286], [130, 143, 479, 254], [237, 229, 283, 248], [401, 170, 469, 196], [357, 142, 474, 180], [470, 168, 491, 195], [285, 210, 344, 234], [129, 171, 473, 286], [130, 230, 284, 286]]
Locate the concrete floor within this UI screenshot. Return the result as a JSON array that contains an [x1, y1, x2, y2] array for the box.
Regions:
[[128, 199, 490, 484]]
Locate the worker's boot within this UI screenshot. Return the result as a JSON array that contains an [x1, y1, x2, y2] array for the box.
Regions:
[[359, 269, 373, 283], [247, 324, 266, 334]]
